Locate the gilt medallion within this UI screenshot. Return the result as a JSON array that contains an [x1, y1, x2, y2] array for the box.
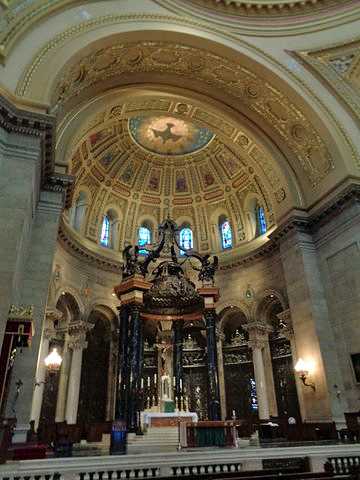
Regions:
[[128, 115, 214, 156]]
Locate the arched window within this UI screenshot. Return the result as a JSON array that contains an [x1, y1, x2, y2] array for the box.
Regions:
[[100, 215, 111, 247], [138, 226, 152, 255], [71, 192, 87, 232], [256, 205, 267, 235], [179, 227, 193, 254], [219, 217, 232, 250]]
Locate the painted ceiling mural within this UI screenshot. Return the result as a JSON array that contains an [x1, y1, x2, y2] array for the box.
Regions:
[[128, 116, 214, 156], [63, 97, 288, 262]]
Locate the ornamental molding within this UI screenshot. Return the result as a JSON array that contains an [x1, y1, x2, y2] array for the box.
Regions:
[[294, 38, 360, 126], [48, 41, 333, 189], [14, 14, 359, 172], [67, 319, 94, 350], [270, 178, 360, 243], [0, 92, 73, 203], [8, 304, 34, 322], [185, 0, 354, 16], [155, 0, 360, 35]]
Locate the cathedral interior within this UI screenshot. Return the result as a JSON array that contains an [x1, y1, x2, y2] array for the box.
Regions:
[[1, 0, 360, 476]]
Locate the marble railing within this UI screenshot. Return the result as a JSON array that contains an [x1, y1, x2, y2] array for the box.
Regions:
[[1, 444, 360, 480]]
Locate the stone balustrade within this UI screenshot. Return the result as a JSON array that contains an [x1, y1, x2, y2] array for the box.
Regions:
[[1, 444, 360, 479]]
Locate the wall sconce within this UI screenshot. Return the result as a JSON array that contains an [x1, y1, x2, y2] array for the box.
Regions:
[[294, 358, 316, 391]]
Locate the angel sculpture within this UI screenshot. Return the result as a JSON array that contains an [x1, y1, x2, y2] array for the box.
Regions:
[[192, 254, 219, 285], [122, 245, 142, 278]]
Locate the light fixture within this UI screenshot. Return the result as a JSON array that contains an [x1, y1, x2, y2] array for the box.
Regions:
[[44, 347, 62, 373], [294, 358, 315, 391]]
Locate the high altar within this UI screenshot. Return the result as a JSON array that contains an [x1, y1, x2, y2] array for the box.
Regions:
[[112, 219, 221, 444]]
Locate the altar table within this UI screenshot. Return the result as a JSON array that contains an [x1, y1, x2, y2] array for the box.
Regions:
[[142, 412, 198, 428], [185, 421, 237, 448]]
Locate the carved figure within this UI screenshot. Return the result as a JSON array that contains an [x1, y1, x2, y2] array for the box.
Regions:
[[192, 254, 219, 284], [122, 245, 142, 278]]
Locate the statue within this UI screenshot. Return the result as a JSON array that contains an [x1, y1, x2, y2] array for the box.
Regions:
[[191, 254, 219, 285], [122, 245, 142, 278]]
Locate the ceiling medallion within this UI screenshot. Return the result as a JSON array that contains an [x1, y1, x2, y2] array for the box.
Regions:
[[128, 115, 215, 156]]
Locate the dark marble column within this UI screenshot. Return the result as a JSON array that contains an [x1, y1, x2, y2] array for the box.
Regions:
[[173, 320, 184, 410], [115, 305, 130, 420], [205, 310, 221, 420], [127, 304, 144, 432]]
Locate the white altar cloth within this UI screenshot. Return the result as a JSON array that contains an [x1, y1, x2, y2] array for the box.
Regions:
[[142, 412, 198, 427]]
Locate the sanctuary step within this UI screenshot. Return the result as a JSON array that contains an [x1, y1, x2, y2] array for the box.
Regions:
[[127, 426, 179, 454]]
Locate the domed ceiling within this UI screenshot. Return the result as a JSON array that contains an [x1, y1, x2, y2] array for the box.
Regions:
[[61, 91, 295, 267]]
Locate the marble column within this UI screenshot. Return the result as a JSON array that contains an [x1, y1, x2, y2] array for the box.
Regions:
[[112, 275, 151, 436], [173, 320, 184, 410], [205, 309, 221, 421], [127, 304, 144, 432], [115, 305, 130, 420], [245, 323, 273, 421], [55, 333, 71, 422], [278, 226, 347, 423], [216, 329, 227, 421], [65, 321, 92, 425], [263, 341, 278, 418], [30, 308, 62, 429]]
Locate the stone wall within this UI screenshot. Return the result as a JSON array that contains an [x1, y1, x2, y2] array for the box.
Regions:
[[315, 201, 360, 412]]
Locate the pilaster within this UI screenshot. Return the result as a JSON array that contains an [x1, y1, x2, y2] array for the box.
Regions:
[[277, 223, 347, 423]]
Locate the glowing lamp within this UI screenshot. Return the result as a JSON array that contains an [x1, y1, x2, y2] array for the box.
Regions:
[[294, 358, 315, 391], [44, 348, 62, 372]]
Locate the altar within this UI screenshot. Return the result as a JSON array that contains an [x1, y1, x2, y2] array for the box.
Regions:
[[142, 412, 198, 428]]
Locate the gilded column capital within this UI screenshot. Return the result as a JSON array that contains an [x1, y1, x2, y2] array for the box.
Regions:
[[67, 320, 93, 351], [45, 307, 63, 324], [243, 322, 272, 350], [248, 338, 268, 351]]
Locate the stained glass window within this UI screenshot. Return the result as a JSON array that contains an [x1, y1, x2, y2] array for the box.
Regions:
[[257, 205, 267, 235], [139, 226, 151, 255], [179, 227, 193, 254], [221, 220, 232, 249], [249, 377, 258, 411], [100, 215, 110, 247]]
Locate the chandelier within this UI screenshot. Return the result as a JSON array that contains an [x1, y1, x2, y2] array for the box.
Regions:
[[44, 347, 62, 372]]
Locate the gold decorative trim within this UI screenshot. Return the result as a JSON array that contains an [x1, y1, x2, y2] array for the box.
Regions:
[[294, 38, 360, 126], [154, 0, 360, 36], [187, 0, 354, 17], [0, 0, 100, 63]]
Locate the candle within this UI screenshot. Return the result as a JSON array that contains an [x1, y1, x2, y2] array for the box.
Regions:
[[141, 378, 144, 389], [232, 410, 236, 418], [180, 379, 183, 390], [147, 376, 150, 387], [154, 373, 157, 384], [173, 376, 176, 385]]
